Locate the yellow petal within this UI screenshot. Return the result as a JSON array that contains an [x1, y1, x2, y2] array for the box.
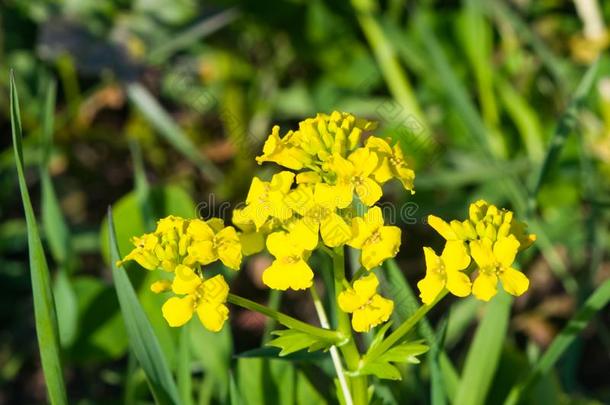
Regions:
[[493, 236, 520, 268], [356, 177, 382, 206], [423, 247, 441, 272], [296, 171, 321, 184], [445, 271, 472, 297], [427, 215, 457, 240], [333, 183, 354, 209], [440, 241, 471, 272], [216, 227, 243, 270], [417, 273, 445, 305], [187, 240, 216, 265], [270, 171, 295, 194], [360, 226, 401, 270], [266, 231, 302, 259], [196, 301, 229, 332], [363, 206, 384, 228], [172, 265, 202, 295], [352, 273, 379, 301], [206, 218, 225, 233], [245, 177, 266, 205], [262, 259, 314, 291], [314, 183, 339, 210], [320, 213, 351, 247], [338, 289, 365, 313], [286, 186, 315, 215], [499, 267, 529, 297], [468, 200, 489, 223], [469, 238, 495, 269], [201, 275, 229, 303], [162, 296, 195, 327], [472, 272, 498, 301], [187, 219, 215, 241], [291, 220, 319, 251]]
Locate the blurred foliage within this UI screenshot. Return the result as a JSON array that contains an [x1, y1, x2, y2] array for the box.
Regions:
[[2, 0, 610, 404]]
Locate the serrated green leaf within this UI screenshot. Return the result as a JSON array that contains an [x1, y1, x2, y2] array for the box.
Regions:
[[357, 361, 402, 381], [108, 208, 180, 405], [368, 321, 393, 353], [10, 71, 68, 405], [267, 329, 328, 356], [378, 341, 429, 364]]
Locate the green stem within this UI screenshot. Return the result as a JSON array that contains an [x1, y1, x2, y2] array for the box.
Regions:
[[366, 290, 448, 362], [227, 293, 343, 343], [310, 286, 353, 405], [332, 247, 369, 405]]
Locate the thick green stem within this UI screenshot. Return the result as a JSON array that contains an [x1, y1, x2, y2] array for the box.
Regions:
[[227, 293, 343, 343], [332, 247, 369, 405]]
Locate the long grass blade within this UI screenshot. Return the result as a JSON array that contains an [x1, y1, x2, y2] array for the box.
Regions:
[[454, 291, 511, 405], [108, 208, 181, 405], [504, 279, 610, 405], [528, 60, 599, 211], [126, 83, 223, 183], [10, 71, 68, 405]]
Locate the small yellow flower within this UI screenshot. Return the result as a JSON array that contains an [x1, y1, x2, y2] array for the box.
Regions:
[[150, 280, 172, 293], [161, 265, 230, 332], [255, 125, 312, 170], [329, 148, 383, 207], [186, 219, 243, 270], [470, 236, 529, 301], [469, 200, 536, 249], [262, 231, 314, 291], [417, 241, 471, 304], [118, 233, 161, 270], [427, 215, 477, 242], [286, 183, 352, 248], [242, 171, 295, 229], [348, 207, 401, 270], [338, 273, 394, 332], [365, 136, 415, 193]]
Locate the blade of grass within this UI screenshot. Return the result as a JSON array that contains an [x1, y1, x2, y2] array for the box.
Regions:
[[178, 325, 194, 405], [126, 83, 223, 183], [454, 290, 512, 405], [148, 8, 240, 64], [108, 208, 181, 405], [10, 71, 68, 405], [504, 278, 610, 405], [528, 60, 599, 212]]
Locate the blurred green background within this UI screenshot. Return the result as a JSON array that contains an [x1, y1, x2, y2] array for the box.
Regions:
[[2, 0, 610, 404]]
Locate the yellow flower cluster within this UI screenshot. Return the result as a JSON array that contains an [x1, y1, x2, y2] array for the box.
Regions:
[[417, 200, 536, 303], [119, 216, 242, 331], [239, 111, 412, 331]]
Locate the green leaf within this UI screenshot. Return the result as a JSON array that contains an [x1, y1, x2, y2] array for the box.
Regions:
[[235, 347, 326, 362], [454, 290, 511, 405], [53, 270, 78, 347], [10, 71, 68, 405], [108, 208, 181, 405], [378, 341, 428, 364], [267, 329, 334, 356], [357, 361, 402, 381], [504, 278, 610, 405]]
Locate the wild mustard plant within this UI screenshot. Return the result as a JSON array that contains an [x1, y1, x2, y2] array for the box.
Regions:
[[119, 111, 536, 404]]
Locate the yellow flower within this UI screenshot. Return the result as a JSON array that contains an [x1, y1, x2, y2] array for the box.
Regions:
[[161, 265, 230, 332], [262, 231, 314, 291], [338, 273, 394, 332], [255, 125, 312, 170], [417, 241, 471, 304], [366, 136, 415, 193], [242, 171, 295, 229], [150, 280, 172, 293], [348, 207, 401, 270], [469, 236, 529, 301], [118, 233, 162, 270], [285, 183, 352, 248], [186, 219, 243, 270], [427, 215, 477, 242], [329, 148, 383, 207]]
